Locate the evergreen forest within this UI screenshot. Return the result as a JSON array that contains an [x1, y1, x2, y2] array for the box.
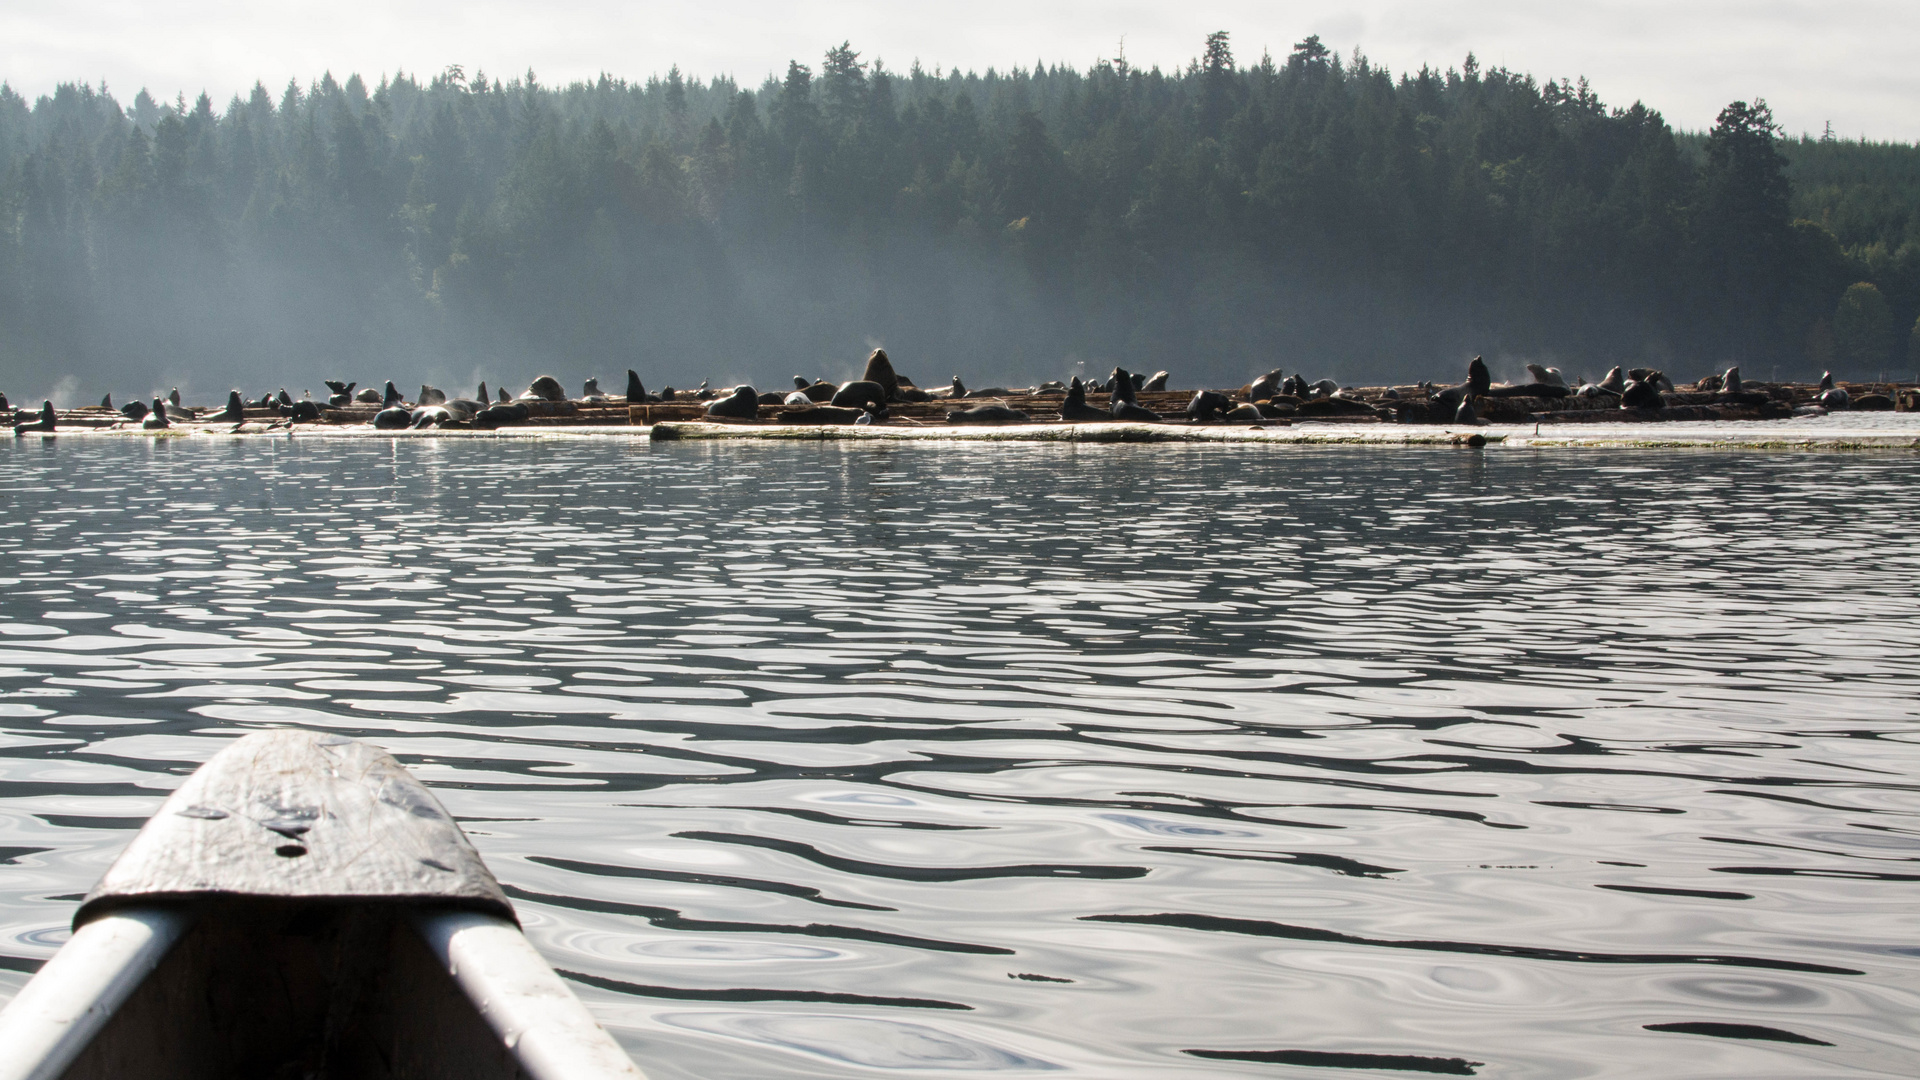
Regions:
[[3, 33, 1918, 400]]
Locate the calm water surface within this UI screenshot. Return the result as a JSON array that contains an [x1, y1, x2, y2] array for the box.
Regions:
[[1, 437, 1917, 1078]]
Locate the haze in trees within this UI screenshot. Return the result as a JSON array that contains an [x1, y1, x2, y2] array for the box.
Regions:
[[0, 34, 1915, 399]]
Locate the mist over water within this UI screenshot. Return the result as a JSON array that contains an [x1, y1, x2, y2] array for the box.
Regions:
[[1, 438, 1918, 1077]]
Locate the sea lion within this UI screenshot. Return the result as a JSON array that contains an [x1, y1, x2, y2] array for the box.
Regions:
[[276, 388, 294, 409], [211, 391, 245, 423], [705, 385, 761, 419], [382, 381, 405, 408], [121, 399, 150, 421], [1186, 390, 1232, 421], [497, 387, 510, 402], [1722, 366, 1743, 393], [0, 392, 10, 412], [418, 384, 447, 406], [1815, 386, 1852, 410], [14, 400, 56, 434], [783, 390, 812, 405], [163, 398, 199, 421], [1059, 378, 1110, 422], [355, 387, 383, 404], [142, 399, 171, 430], [99, 393, 113, 409], [441, 399, 483, 422], [1599, 366, 1626, 392], [830, 380, 888, 414], [936, 376, 967, 399], [1467, 356, 1490, 397], [948, 403, 1029, 423], [1036, 380, 1066, 393], [1526, 364, 1567, 388], [372, 406, 413, 429], [1818, 371, 1836, 393], [792, 375, 811, 389], [409, 406, 454, 428], [1454, 396, 1479, 425], [755, 391, 785, 405], [1619, 379, 1664, 409], [1111, 399, 1161, 422], [861, 349, 901, 400], [659, 387, 677, 401], [168, 388, 183, 408], [521, 376, 567, 402], [1224, 402, 1264, 421], [626, 371, 646, 402], [1108, 368, 1139, 405], [477, 381, 490, 403], [1143, 370, 1170, 392], [286, 400, 321, 422], [801, 380, 836, 402], [475, 402, 530, 428], [325, 380, 356, 407], [580, 378, 605, 402]]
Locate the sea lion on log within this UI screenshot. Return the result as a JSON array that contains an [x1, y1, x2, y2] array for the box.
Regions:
[[802, 381, 836, 402], [211, 391, 245, 423], [705, 385, 762, 419], [373, 406, 413, 429], [1186, 390, 1232, 421], [947, 404, 1029, 423], [418, 384, 447, 406], [325, 381, 356, 407], [830, 380, 888, 415], [1815, 386, 1851, 410], [1143, 370, 1170, 392], [121, 400, 149, 421], [15, 400, 56, 434], [474, 402, 530, 428], [1248, 370, 1283, 400], [521, 376, 567, 402], [1620, 378, 1664, 409], [355, 386, 383, 404], [142, 399, 172, 430], [1059, 378, 1111, 422], [626, 371, 646, 402], [99, 393, 113, 409]]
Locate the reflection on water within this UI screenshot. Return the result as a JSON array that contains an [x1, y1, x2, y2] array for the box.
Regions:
[[2, 437, 1918, 1078]]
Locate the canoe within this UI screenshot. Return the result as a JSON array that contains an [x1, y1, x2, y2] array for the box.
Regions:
[[0, 730, 646, 1080]]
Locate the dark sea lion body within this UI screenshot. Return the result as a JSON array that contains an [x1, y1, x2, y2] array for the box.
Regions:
[[1619, 380, 1664, 409], [1815, 387, 1851, 411], [100, 393, 113, 409], [1143, 370, 1169, 392], [475, 402, 530, 428], [830, 381, 888, 414], [409, 406, 455, 428], [947, 404, 1029, 423], [1186, 390, 1231, 421], [1248, 370, 1283, 400], [418, 385, 447, 406], [1467, 356, 1491, 396], [705, 386, 762, 419], [1111, 400, 1161, 422], [1280, 374, 1310, 398], [1453, 397, 1479, 425], [1059, 380, 1111, 422], [15, 400, 57, 434], [861, 349, 901, 400], [755, 391, 786, 405], [212, 391, 245, 423], [522, 376, 567, 402], [355, 387, 383, 404], [121, 400, 150, 421], [802, 381, 837, 402], [1108, 368, 1138, 405], [373, 406, 413, 429], [627, 371, 647, 402]]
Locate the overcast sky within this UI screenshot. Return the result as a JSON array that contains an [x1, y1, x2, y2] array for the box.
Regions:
[[4, 0, 1914, 141]]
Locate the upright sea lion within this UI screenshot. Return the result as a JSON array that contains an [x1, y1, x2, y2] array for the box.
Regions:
[[325, 381, 356, 407], [830, 380, 888, 415], [1819, 371, 1835, 393], [1454, 396, 1479, 425], [477, 381, 490, 403], [169, 388, 183, 408], [705, 385, 761, 419], [1108, 368, 1138, 405], [211, 391, 245, 423], [521, 376, 567, 402], [14, 400, 56, 434], [277, 388, 294, 409], [1721, 366, 1742, 393], [1059, 378, 1110, 422], [0, 392, 10, 412], [383, 381, 405, 408], [1143, 370, 1170, 392], [100, 393, 113, 409], [1186, 390, 1231, 421], [627, 371, 647, 402], [580, 378, 604, 401], [497, 387, 511, 402], [947, 403, 1029, 423], [1467, 356, 1491, 397], [941, 376, 968, 399], [418, 384, 447, 406], [792, 375, 811, 389], [862, 349, 901, 400]]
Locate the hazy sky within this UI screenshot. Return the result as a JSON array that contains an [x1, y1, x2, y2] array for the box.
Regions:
[[4, 0, 1915, 141]]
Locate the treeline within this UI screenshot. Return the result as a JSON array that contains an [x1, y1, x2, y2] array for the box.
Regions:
[[2, 34, 1918, 400]]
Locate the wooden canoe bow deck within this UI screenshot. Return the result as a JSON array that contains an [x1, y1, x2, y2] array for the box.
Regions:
[[0, 730, 647, 1080]]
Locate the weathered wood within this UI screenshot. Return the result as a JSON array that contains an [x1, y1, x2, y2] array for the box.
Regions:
[[78, 730, 511, 925]]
